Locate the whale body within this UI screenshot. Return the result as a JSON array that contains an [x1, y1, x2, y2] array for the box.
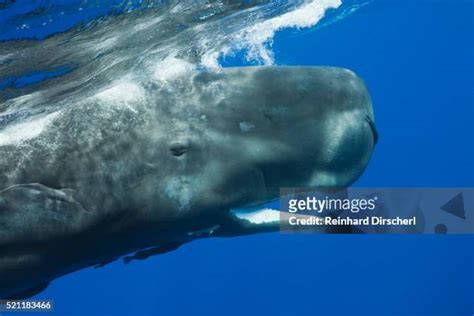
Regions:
[[0, 66, 376, 299]]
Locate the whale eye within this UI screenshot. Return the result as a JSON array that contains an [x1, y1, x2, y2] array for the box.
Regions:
[[170, 143, 188, 157]]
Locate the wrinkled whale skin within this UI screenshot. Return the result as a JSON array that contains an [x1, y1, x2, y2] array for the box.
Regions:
[[0, 66, 376, 298]]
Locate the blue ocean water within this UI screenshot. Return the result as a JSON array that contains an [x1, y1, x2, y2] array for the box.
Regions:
[[1, 1, 473, 315]]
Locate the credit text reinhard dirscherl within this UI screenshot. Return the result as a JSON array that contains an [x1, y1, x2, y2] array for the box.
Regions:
[[285, 196, 416, 227]]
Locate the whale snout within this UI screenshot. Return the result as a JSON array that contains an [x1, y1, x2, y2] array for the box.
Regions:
[[234, 66, 377, 192]]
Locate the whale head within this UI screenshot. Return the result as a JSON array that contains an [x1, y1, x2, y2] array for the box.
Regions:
[[129, 66, 376, 229]]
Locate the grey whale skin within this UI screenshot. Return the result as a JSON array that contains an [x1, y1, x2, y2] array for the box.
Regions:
[[0, 66, 376, 298]]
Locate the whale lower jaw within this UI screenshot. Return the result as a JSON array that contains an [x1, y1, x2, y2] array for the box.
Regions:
[[230, 207, 281, 225]]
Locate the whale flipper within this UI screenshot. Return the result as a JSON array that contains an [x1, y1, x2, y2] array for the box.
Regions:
[[0, 183, 94, 245], [0, 184, 95, 299]]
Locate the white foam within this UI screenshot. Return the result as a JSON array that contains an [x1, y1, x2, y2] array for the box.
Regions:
[[244, 0, 341, 64], [96, 81, 144, 103], [153, 57, 194, 81], [0, 112, 60, 146], [201, 0, 342, 67], [93, 35, 118, 52], [201, 51, 223, 69]]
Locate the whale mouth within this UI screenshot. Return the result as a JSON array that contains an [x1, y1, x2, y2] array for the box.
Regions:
[[230, 206, 281, 225], [365, 115, 379, 145]]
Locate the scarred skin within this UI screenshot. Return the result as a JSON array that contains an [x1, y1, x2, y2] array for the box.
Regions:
[[0, 66, 376, 298]]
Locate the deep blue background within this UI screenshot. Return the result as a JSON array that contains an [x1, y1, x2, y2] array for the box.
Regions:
[[4, 1, 474, 315]]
